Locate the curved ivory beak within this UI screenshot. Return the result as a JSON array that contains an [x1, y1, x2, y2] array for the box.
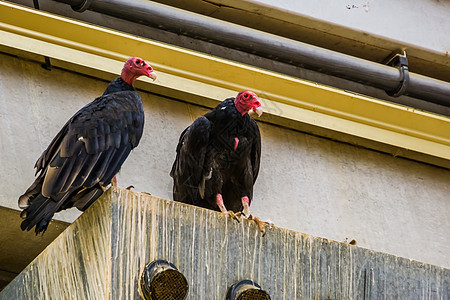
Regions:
[[148, 71, 157, 81], [250, 106, 264, 117]]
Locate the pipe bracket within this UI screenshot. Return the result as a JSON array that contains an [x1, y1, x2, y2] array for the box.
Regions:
[[71, 0, 92, 12], [385, 51, 409, 97]]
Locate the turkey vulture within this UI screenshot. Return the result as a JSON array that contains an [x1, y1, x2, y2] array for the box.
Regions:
[[170, 91, 264, 227], [18, 57, 156, 234]]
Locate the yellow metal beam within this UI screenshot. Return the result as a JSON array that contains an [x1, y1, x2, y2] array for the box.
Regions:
[[0, 1, 449, 167]]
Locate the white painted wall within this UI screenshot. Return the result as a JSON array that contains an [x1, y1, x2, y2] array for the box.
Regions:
[[1, 54, 449, 269], [249, 0, 450, 55]]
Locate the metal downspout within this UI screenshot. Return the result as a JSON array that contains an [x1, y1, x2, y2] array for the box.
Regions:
[[55, 0, 450, 106]]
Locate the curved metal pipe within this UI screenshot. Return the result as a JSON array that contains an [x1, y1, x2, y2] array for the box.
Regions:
[[55, 0, 450, 106]]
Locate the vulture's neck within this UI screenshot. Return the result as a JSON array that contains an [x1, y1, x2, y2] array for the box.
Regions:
[[102, 78, 135, 96]]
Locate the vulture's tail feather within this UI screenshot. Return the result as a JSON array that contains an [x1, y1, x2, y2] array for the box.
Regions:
[[72, 185, 104, 211], [20, 194, 57, 235]]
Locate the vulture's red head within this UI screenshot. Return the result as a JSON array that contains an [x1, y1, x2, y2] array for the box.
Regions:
[[121, 57, 157, 85], [234, 90, 263, 117]]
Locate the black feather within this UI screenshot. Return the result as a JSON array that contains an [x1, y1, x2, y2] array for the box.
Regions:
[[71, 185, 104, 211], [20, 194, 56, 234], [171, 98, 261, 213], [102, 144, 132, 184], [60, 147, 89, 193], [83, 147, 116, 187], [113, 130, 122, 149], [71, 152, 102, 188], [19, 77, 145, 234]]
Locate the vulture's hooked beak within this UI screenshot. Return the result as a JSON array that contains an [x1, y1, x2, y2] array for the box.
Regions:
[[250, 106, 264, 117], [148, 71, 157, 81]]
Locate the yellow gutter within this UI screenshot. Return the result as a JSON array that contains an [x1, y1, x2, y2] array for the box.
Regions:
[[0, 1, 449, 167]]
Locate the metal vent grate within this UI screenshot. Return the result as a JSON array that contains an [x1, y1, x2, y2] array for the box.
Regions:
[[227, 280, 271, 300], [236, 289, 271, 300], [151, 270, 188, 300], [140, 260, 188, 300]]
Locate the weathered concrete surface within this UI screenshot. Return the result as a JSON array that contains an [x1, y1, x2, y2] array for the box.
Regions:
[[0, 207, 68, 290], [0, 54, 449, 271], [1, 189, 449, 299], [0, 190, 111, 299]]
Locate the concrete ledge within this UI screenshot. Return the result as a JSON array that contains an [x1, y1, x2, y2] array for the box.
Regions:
[[1, 188, 449, 299], [0, 207, 69, 291]]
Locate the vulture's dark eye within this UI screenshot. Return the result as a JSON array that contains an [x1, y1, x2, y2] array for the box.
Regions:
[[244, 94, 249, 98], [136, 59, 141, 65]]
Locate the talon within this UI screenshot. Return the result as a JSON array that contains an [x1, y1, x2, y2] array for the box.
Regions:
[[216, 194, 240, 222], [248, 215, 269, 236], [126, 185, 135, 190], [226, 210, 240, 223]]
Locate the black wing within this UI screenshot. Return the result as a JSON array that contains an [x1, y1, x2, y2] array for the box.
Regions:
[[249, 118, 261, 184], [19, 91, 144, 233], [170, 116, 211, 205]]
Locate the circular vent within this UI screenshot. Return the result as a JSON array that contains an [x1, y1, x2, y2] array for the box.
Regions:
[[226, 280, 271, 300], [140, 260, 188, 300]]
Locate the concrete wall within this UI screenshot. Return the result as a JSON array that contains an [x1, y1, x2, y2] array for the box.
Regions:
[[2, 189, 449, 299], [1, 54, 449, 269], [250, 0, 450, 55]]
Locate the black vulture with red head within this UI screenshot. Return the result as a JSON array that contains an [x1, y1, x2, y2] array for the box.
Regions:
[[18, 57, 156, 234], [171, 91, 264, 224]]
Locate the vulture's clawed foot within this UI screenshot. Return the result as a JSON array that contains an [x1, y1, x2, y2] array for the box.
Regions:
[[224, 210, 241, 223], [247, 215, 270, 236], [216, 194, 240, 222]]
